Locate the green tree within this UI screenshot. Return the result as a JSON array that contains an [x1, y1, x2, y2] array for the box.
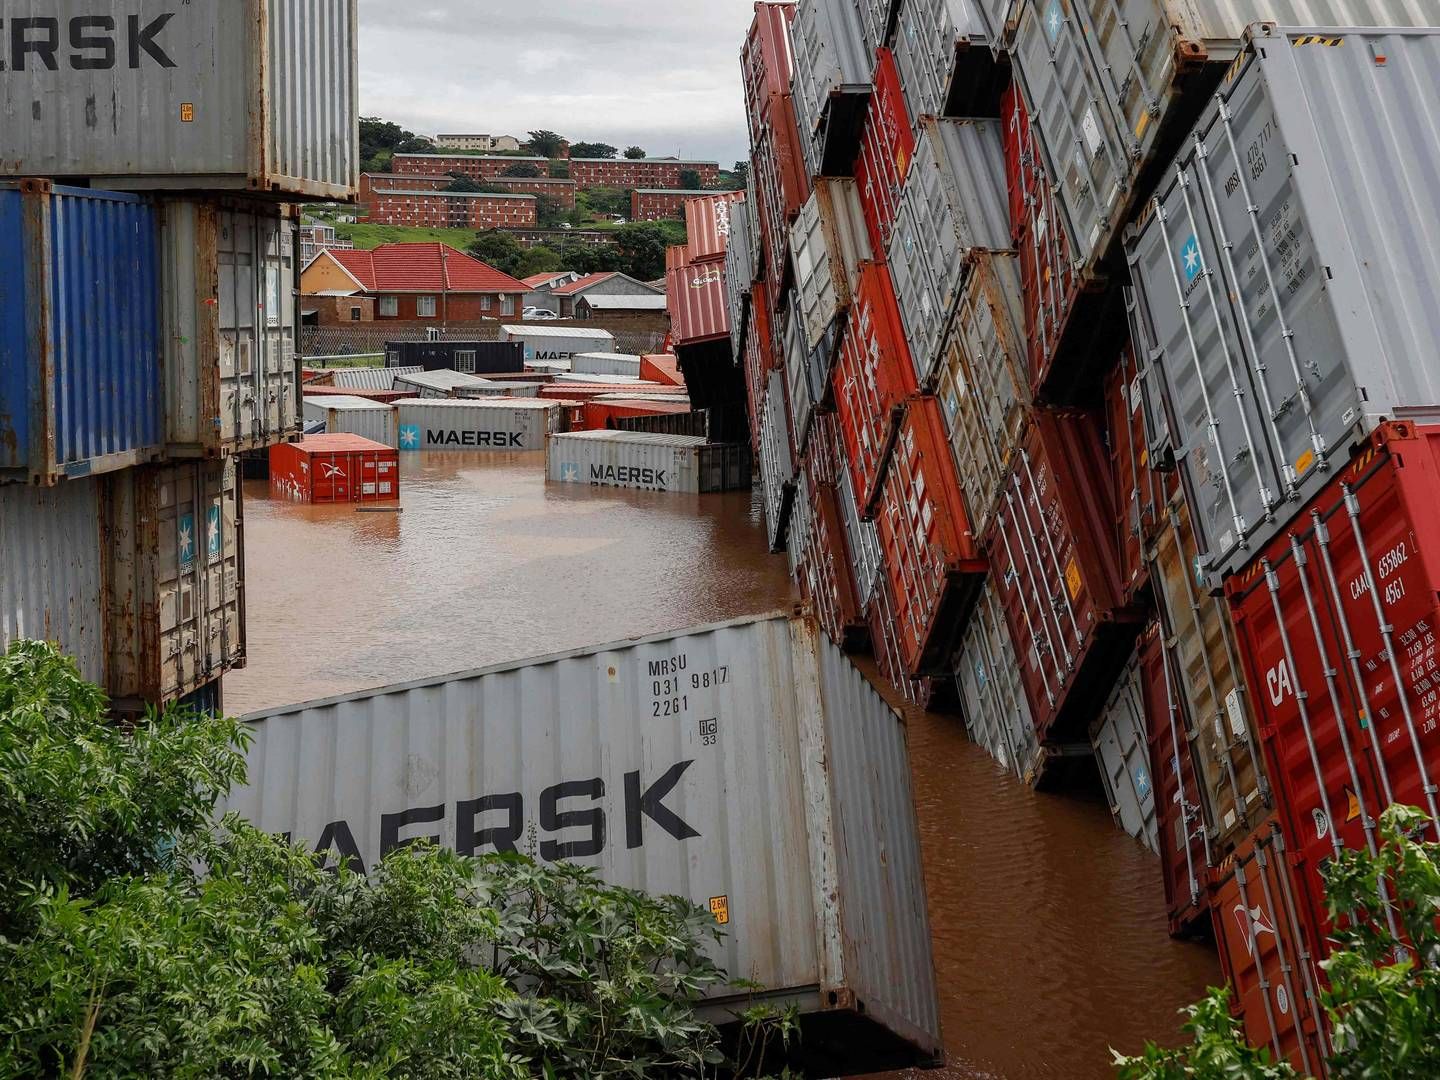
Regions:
[[466, 231, 526, 276], [570, 142, 618, 159], [359, 117, 436, 173], [624, 146, 648, 159], [444, 172, 487, 193], [0, 641, 799, 1079], [679, 169, 703, 191], [586, 187, 631, 219], [514, 246, 565, 279], [533, 194, 567, 229], [549, 161, 571, 180], [1113, 806, 1440, 1080], [504, 162, 542, 178], [613, 221, 684, 281], [526, 130, 566, 158], [396, 136, 438, 155]]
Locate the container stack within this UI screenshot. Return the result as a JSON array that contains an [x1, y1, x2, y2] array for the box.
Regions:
[[731, 4, 1440, 1071], [0, 3, 360, 718]]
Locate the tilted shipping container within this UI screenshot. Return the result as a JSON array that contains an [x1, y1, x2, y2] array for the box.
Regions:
[[743, 1, 799, 143], [398, 399, 559, 453], [789, 180, 872, 351], [302, 396, 397, 448], [219, 613, 944, 1073], [571, 353, 645, 379], [790, 0, 873, 171], [338, 365, 422, 389], [759, 369, 798, 552], [1105, 342, 1172, 605], [1, 0, 358, 200], [892, 0, 993, 131], [1127, 24, 1440, 585], [954, 576, 1042, 783], [1090, 648, 1159, 853], [0, 182, 161, 484], [854, 48, 915, 256], [685, 191, 746, 264], [393, 369, 496, 399]]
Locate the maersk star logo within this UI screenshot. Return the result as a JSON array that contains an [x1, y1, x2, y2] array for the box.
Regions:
[[206, 506, 222, 561], [1134, 765, 1151, 799], [399, 424, 421, 450], [1179, 234, 1202, 283], [561, 463, 580, 483], [1045, 0, 1063, 43], [178, 513, 196, 567]]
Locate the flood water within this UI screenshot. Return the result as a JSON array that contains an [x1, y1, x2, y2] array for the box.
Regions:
[[229, 452, 1219, 1076]]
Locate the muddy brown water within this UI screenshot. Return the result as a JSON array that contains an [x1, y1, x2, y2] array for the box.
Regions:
[[228, 452, 1219, 1077]]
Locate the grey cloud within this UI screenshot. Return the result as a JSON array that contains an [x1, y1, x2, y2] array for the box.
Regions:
[[359, 0, 757, 166]]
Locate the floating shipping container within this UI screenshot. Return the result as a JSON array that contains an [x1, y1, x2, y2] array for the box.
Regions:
[[397, 399, 559, 452], [954, 576, 1042, 783], [572, 353, 645, 379], [393, 369, 497, 399], [1090, 650, 1159, 853], [498, 325, 617, 361], [1, 0, 359, 200], [220, 613, 943, 1072], [1127, 25, 1440, 585], [548, 431, 748, 494], [302, 395, 397, 448], [790, 180, 871, 351], [269, 434, 399, 504], [0, 182, 161, 484]]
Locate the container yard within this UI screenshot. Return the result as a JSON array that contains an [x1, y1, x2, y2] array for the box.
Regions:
[[4, 1, 1440, 1076]]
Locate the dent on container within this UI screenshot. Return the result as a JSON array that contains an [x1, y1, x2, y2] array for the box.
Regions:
[[1127, 24, 1440, 584], [1, 0, 358, 200], [220, 614, 944, 1073]]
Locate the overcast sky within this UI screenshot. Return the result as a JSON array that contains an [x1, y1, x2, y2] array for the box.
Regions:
[[359, 1, 756, 167]]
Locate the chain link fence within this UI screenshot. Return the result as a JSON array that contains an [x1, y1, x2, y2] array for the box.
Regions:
[[301, 323, 666, 359]]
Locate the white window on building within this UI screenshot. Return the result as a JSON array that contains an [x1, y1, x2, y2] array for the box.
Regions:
[[455, 350, 477, 374], [500, 295, 514, 315], [378, 296, 398, 317], [416, 296, 437, 318], [480, 295, 492, 312]]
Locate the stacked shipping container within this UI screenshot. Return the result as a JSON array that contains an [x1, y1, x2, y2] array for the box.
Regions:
[[731, 6, 1440, 1071]]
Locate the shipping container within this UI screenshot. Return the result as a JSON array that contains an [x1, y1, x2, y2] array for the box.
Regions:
[[393, 369, 498, 399], [455, 381, 544, 400], [790, 0, 872, 172], [640, 354, 686, 388], [986, 412, 1142, 742], [337, 365, 422, 389], [787, 468, 814, 595], [1225, 422, 1440, 945], [1127, 24, 1440, 585], [220, 613, 942, 1071], [158, 199, 300, 454], [397, 399, 559, 453], [790, 180, 872, 351], [743, 1, 799, 142], [874, 397, 987, 676], [583, 398, 694, 433], [667, 244, 732, 348], [1091, 650, 1160, 853], [954, 576, 1043, 783], [539, 382, 687, 403], [854, 48, 915, 257], [686, 191, 747, 264], [1105, 341, 1171, 604], [0, 0, 358, 200], [754, 92, 813, 275], [611, 410, 711, 441], [547, 431, 749, 494], [1134, 623, 1212, 938], [0, 182, 161, 484], [933, 251, 1028, 537], [1149, 493, 1269, 857], [269, 434, 399, 504], [303, 385, 408, 406], [104, 459, 245, 710], [889, 118, 1013, 383], [800, 478, 867, 649], [780, 296, 821, 454], [302, 396, 396, 448], [892, 0, 996, 128], [726, 212, 756, 362], [834, 466, 883, 616], [1211, 820, 1330, 1079], [759, 368, 797, 552], [383, 340, 524, 374], [498, 325, 617, 362]]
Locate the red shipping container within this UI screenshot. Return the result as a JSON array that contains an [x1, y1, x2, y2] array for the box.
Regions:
[[754, 93, 812, 289], [302, 385, 409, 406], [582, 398, 693, 430], [1226, 422, 1440, 943], [874, 396, 987, 676], [986, 409, 1142, 742], [831, 261, 919, 510], [1211, 820, 1331, 1078], [639, 354, 685, 387], [269, 435, 399, 505], [1137, 623, 1212, 938], [685, 191, 747, 264], [743, 1, 797, 142], [539, 383, 686, 402], [854, 47, 915, 258], [743, 284, 775, 453], [802, 479, 867, 650], [1105, 342, 1174, 605]]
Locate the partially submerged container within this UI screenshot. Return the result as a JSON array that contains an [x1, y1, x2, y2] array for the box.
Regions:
[[759, 369, 798, 553], [1, 0, 359, 200], [269, 434, 399, 504], [499, 324, 616, 362], [954, 576, 1042, 783], [789, 180, 871, 351], [1127, 24, 1440, 584], [302, 396, 397, 448], [572, 352, 645, 379], [1090, 650, 1159, 853], [1, 182, 161, 484], [219, 613, 943, 1072], [397, 398, 559, 452], [547, 431, 750, 494]]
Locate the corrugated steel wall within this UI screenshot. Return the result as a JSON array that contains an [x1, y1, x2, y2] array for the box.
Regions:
[[268, 0, 361, 195]]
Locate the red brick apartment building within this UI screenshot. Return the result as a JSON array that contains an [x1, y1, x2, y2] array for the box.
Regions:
[[391, 153, 550, 180], [361, 173, 578, 210], [568, 158, 720, 189], [367, 190, 538, 229], [631, 189, 724, 221]]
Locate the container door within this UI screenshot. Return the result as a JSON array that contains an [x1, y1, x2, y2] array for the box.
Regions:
[[219, 208, 298, 449]]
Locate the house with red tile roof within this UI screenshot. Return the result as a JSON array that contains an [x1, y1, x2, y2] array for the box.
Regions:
[[301, 243, 530, 322], [545, 272, 664, 318]]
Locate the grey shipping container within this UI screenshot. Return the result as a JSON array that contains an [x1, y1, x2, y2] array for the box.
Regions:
[[499, 325, 616, 361], [548, 430, 749, 494], [398, 398, 559, 452], [455, 381, 544, 400], [1, 0, 358, 200], [1090, 650, 1160, 853], [219, 614, 943, 1072], [1, 181, 161, 484], [759, 369, 797, 553], [790, 180, 872, 352], [160, 200, 300, 454], [835, 466, 882, 615], [790, 0, 873, 169], [1009, 1, 1430, 277], [955, 577, 1041, 782], [302, 396, 397, 447], [893, 0, 993, 130], [336, 365, 422, 390], [572, 352, 645, 379], [393, 369, 495, 399], [384, 340, 524, 375], [1127, 24, 1440, 584], [782, 296, 817, 454]]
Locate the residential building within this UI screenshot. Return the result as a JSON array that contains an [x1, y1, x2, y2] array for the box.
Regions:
[[366, 189, 538, 229], [631, 188, 724, 222], [575, 293, 669, 319], [301, 291, 374, 326], [359, 173, 577, 210], [522, 271, 583, 314], [434, 134, 521, 152], [568, 158, 720, 190], [549, 272, 665, 318], [392, 153, 551, 181], [299, 220, 355, 265], [301, 243, 530, 322]]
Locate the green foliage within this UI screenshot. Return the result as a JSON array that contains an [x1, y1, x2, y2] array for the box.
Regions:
[[624, 146, 647, 159], [533, 194, 567, 229], [0, 641, 796, 1079], [504, 162, 543, 179], [613, 222, 685, 282], [679, 169, 703, 191], [526, 130, 566, 158], [549, 161, 571, 180], [514, 247, 565, 279], [466, 231, 527, 277], [570, 142, 617, 160], [1114, 807, 1440, 1079], [585, 186, 631, 219], [444, 172, 489, 194]]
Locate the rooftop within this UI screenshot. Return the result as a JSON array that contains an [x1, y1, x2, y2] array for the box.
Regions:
[[570, 157, 718, 165], [393, 152, 549, 163], [501, 324, 615, 340], [325, 244, 529, 294], [371, 188, 537, 200], [579, 294, 669, 311]]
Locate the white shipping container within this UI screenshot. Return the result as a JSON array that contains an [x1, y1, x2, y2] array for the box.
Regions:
[[571, 352, 644, 378], [1, 0, 358, 200], [336, 366, 421, 390], [454, 382, 544, 399], [499, 324, 616, 362], [302, 395, 397, 447], [397, 399, 560, 452], [759, 369, 797, 554], [547, 430, 709, 493], [219, 614, 943, 1071], [1091, 651, 1160, 854], [393, 369, 495, 399], [789, 180, 872, 351], [524, 359, 573, 374]]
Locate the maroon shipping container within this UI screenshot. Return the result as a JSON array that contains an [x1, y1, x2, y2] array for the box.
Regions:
[[1226, 422, 1440, 945], [666, 244, 730, 346], [302, 385, 409, 406], [874, 396, 987, 676], [685, 191, 747, 264], [853, 47, 915, 259], [1211, 820, 1331, 1079], [986, 409, 1142, 742], [1106, 341, 1173, 605], [802, 479, 867, 650], [754, 93, 812, 292], [1136, 623, 1212, 938], [743, 1, 797, 142], [269, 435, 400, 505]]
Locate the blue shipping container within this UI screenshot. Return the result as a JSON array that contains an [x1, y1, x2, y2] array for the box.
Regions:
[[0, 181, 161, 483]]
